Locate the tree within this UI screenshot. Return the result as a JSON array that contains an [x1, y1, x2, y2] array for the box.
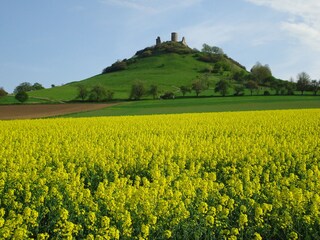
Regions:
[[148, 85, 159, 99], [77, 84, 89, 101], [192, 77, 209, 97], [14, 82, 33, 93], [192, 80, 203, 97], [283, 81, 296, 95], [232, 71, 246, 83], [250, 62, 272, 85], [296, 72, 311, 95], [14, 82, 45, 93], [179, 86, 191, 96], [263, 76, 276, 87], [270, 81, 281, 95], [89, 85, 107, 102], [15, 91, 28, 103], [32, 82, 45, 90], [130, 81, 146, 100], [234, 85, 244, 96], [311, 80, 320, 95], [271, 77, 296, 96], [201, 44, 224, 54], [0, 87, 8, 97], [105, 90, 114, 101], [245, 80, 259, 96], [214, 80, 230, 96]]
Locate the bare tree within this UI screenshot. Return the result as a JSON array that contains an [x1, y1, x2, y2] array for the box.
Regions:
[[149, 85, 159, 99], [311, 80, 320, 95], [179, 85, 191, 96], [296, 72, 311, 95], [77, 84, 89, 101], [192, 78, 209, 97]]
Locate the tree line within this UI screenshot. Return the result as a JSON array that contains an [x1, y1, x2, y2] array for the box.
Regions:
[[0, 82, 46, 103], [4, 69, 320, 104], [122, 67, 320, 101]]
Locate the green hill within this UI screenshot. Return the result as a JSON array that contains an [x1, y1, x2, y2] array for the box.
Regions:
[[28, 41, 249, 101]]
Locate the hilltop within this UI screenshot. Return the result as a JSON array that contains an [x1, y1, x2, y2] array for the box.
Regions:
[[26, 33, 257, 102]]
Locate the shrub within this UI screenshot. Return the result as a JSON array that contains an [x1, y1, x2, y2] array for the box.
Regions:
[[89, 85, 107, 102], [160, 91, 175, 99], [197, 54, 222, 63], [15, 91, 28, 103], [76, 84, 89, 101], [149, 85, 159, 99], [263, 91, 271, 96], [180, 86, 191, 96], [135, 42, 194, 57], [287, 89, 295, 95], [106, 90, 114, 101], [234, 85, 245, 96], [130, 81, 146, 100], [32, 82, 45, 90], [0, 87, 8, 97], [102, 61, 128, 74], [141, 50, 152, 57]]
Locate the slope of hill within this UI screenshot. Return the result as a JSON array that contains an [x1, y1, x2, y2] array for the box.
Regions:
[[29, 41, 248, 101]]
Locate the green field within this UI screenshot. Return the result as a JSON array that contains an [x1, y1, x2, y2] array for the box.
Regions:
[[63, 95, 320, 117]]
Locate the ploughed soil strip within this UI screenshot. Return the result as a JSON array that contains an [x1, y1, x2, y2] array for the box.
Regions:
[[0, 103, 116, 120]]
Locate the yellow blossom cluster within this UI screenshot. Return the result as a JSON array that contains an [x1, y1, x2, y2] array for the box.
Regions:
[[0, 109, 319, 239]]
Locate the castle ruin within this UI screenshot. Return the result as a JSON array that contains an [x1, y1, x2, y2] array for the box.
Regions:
[[156, 36, 161, 45], [156, 32, 187, 46], [171, 32, 178, 42]]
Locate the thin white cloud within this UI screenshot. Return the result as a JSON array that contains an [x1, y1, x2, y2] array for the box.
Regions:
[[245, 0, 320, 52], [282, 22, 320, 51], [246, 0, 320, 18]]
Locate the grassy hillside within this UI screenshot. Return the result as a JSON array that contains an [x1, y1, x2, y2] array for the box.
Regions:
[[29, 42, 247, 101], [26, 41, 314, 103], [27, 85, 78, 102]]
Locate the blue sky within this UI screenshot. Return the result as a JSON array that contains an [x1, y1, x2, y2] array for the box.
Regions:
[[1, 0, 319, 93]]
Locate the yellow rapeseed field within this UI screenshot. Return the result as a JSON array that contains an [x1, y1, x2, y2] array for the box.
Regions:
[[0, 109, 319, 239]]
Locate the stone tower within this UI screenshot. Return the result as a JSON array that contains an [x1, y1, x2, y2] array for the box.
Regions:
[[181, 37, 187, 46], [171, 32, 178, 42], [156, 36, 161, 46]]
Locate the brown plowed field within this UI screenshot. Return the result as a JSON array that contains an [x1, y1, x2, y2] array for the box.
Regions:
[[0, 103, 116, 120]]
